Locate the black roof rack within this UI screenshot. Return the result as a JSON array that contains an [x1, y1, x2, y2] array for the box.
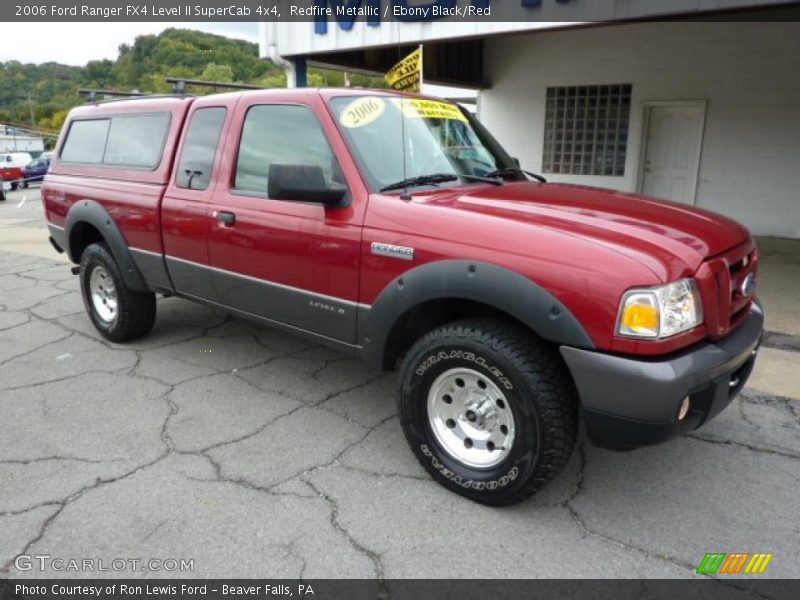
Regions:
[[78, 88, 150, 103], [165, 78, 267, 94], [78, 79, 271, 104]]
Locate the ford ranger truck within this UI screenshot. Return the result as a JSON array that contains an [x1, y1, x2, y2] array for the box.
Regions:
[[42, 89, 763, 505]]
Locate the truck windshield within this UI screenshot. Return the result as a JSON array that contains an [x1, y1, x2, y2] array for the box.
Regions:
[[329, 95, 518, 193]]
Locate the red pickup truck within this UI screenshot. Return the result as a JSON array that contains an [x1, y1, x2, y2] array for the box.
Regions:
[[43, 89, 762, 505]]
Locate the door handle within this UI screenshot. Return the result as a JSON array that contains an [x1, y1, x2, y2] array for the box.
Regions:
[[214, 210, 236, 226]]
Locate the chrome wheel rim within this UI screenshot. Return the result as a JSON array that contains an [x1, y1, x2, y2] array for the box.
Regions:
[[427, 367, 516, 469], [89, 266, 118, 323]]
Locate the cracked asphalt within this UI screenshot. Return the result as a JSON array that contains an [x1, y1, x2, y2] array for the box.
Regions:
[[1, 188, 799, 580]]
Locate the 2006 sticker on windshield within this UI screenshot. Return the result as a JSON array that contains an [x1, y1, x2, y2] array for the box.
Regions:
[[340, 97, 386, 128], [340, 96, 468, 128]]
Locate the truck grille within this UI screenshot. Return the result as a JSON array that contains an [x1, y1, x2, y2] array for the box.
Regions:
[[704, 239, 758, 338]]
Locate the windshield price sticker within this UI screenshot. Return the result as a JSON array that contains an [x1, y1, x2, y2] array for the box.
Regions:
[[392, 98, 468, 122], [340, 97, 387, 128]]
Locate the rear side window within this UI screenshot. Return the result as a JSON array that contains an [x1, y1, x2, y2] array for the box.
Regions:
[[104, 114, 170, 168], [234, 104, 334, 195], [60, 119, 110, 163], [60, 113, 170, 168], [176, 107, 227, 190]]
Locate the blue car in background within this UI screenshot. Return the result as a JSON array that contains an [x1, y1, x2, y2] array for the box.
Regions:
[[20, 157, 51, 188]]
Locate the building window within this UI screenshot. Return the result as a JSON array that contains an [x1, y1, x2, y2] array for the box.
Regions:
[[542, 84, 632, 177]]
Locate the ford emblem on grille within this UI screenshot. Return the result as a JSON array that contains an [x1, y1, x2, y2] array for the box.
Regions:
[[740, 272, 756, 297]]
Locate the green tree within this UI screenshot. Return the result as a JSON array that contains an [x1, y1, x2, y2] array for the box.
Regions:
[[200, 63, 234, 83], [39, 108, 69, 132], [0, 27, 387, 133]]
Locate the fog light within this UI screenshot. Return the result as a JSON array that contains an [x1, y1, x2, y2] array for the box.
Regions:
[[678, 396, 691, 421]]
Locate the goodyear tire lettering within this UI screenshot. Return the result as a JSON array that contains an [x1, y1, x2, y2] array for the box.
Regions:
[[420, 444, 519, 489]]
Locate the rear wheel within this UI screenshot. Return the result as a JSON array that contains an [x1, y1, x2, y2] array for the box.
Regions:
[[398, 318, 578, 505], [79, 243, 156, 342]]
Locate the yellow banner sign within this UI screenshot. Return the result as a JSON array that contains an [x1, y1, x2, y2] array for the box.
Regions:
[[385, 47, 422, 93], [392, 98, 468, 122]]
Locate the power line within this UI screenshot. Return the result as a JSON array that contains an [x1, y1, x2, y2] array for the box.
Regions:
[[1, 121, 59, 138]]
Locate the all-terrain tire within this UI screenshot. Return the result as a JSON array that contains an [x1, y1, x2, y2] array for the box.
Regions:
[[398, 318, 578, 506], [79, 242, 156, 342]]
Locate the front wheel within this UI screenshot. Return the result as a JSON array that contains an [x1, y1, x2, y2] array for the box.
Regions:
[[398, 319, 578, 506], [79, 243, 156, 342]]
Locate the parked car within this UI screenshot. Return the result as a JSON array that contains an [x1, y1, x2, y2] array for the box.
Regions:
[[20, 157, 50, 187], [0, 152, 33, 190], [42, 89, 762, 505]]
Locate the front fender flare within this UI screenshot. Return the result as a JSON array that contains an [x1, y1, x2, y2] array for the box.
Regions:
[[358, 260, 595, 369], [64, 199, 148, 292]]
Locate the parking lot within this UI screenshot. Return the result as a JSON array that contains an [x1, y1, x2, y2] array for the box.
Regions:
[[1, 187, 799, 579]]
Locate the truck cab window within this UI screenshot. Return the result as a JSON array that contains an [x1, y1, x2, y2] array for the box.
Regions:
[[60, 119, 110, 164], [177, 107, 227, 190], [60, 114, 169, 168], [234, 104, 335, 196]]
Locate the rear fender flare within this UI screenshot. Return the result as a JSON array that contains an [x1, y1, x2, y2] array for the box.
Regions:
[[64, 199, 148, 292], [359, 259, 595, 369]]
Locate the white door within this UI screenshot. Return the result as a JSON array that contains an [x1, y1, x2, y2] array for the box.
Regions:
[[640, 103, 706, 205]]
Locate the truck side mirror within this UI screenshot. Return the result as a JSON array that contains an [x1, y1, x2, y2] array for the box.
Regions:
[[267, 163, 347, 207]]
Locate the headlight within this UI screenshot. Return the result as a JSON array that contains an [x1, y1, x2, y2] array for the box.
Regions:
[[617, 278, 703, 339]]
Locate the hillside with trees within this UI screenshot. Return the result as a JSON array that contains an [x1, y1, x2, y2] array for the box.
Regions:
[[0, 28, 384, 139]]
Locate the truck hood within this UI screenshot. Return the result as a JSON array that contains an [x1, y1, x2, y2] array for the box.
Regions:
[[419, 182, 749, 279]]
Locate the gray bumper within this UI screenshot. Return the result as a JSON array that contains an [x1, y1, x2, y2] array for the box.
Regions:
[[560, 301, 763, 449]]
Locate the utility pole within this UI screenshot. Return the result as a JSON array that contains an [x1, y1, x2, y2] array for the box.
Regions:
[[27, 94, 35, 127]]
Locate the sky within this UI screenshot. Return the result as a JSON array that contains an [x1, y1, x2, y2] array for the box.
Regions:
[[0, 22, 260, 65]]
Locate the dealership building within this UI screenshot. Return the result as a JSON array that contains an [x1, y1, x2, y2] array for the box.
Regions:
[[260, 1, 800, 239]]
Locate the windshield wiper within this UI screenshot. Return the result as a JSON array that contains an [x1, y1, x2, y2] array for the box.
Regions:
[[380, 173, 458, 193], [459, 173, 504, 186], [380, 172, 502, 193], [484, 167, 547, 183]]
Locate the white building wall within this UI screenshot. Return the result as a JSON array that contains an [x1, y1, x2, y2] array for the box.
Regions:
[[0, 136, 43, 154], [481, 22, 800, 238]]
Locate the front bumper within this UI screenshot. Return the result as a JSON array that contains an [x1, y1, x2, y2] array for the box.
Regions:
[[560, 301, 763, 449]]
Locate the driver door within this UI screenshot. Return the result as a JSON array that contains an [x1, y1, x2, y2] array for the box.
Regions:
[[206, 94, 364, 345]]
